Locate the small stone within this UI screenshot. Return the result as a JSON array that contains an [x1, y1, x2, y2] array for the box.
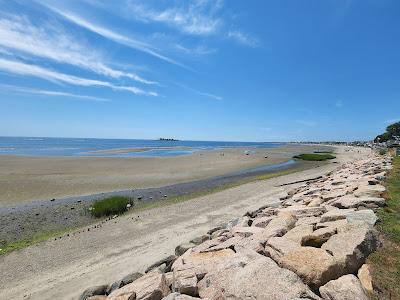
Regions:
[[357, 264, 373, 293]]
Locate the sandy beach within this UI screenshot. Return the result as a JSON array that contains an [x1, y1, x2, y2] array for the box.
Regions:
[[0, 146, 367, 300], [0, 144, 321, 206]]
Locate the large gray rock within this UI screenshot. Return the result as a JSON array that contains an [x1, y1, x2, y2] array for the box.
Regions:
[[107, 272, 170, 300], [346, 209, 378, 226], [319, 274, 368, 300], [302, 226, 337, 247], [251, 216, 274, 228], [354, 183, 385, 197], [295, 216, 321, 226], [79, 285, 108, 300], [197, 247, 319, 300], [265, 237, 301, 262], [171, 248, 240, 293], [322, 225, 380, 274], [315, 219, 348, 230], [107, 272, 143, 295], [175, 243, 196, 256], [190, 235, 210, 245], [252, 212, 297, 243], [231, 226, 264, 237], [146, 256, 177, 273], [278, 206, 326, 218], [280, 247, 341, 290], [319, 209, 354, 223], [172, 265, 198, 296], [283, 224, 314, 244], [332, 195, 385, 209]]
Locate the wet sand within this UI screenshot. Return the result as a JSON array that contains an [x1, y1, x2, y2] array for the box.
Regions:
[[0, 146, 366, 300], [0, 144, 322, 206]]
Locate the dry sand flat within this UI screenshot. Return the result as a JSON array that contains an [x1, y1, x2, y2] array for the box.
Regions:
[[0, 144, 318, 206], [0, 146, 366, 300]]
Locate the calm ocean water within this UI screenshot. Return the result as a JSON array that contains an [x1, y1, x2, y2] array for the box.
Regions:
[[0, 137, 285, 157]]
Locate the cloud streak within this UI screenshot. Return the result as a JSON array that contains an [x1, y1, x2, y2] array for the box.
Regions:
[[126, 0, 223, 36], [0, 84, 109, 102], [0, 13, 156, 85], [177, 83, 222, 101], [85, 0, 259, 48], [42, 3, 187, 68], [228, 30, 259, 48], [0, 58, 157, 96]]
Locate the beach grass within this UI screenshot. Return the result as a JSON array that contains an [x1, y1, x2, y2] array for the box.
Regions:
[[368, 156, 400, 299], [0, 229, 68, 256], [293, 153, 336, 161], [90, 196, 133, 218]]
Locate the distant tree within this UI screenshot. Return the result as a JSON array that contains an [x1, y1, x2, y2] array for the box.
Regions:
[[375, 121, 400, 142]]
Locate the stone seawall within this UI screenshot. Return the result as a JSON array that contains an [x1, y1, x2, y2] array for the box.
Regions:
[[80, 153, 392, 300]]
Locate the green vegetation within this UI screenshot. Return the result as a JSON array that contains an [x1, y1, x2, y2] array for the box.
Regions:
[[90, 196, 133, 218], [368, 156, 400, 299], [375, 121, 400, 143], [379, 148, 388, 155], [0, 229, 68, 256], [293, 153, 336, 161]]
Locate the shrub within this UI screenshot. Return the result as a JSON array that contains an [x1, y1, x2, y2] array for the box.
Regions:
[[293, 153, 336, 161], [379, 149, 388, 155], [90, 196, 132, 218]]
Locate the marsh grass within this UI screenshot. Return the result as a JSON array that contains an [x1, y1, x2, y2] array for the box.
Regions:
[[0, 229, 68, 255], [368, 156, 400, 299], [90, 196, 133, 218], [293, 153, 336, 161]]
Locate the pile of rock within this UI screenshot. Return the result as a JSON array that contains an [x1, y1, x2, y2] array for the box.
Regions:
[[80, 153, 392, 300]]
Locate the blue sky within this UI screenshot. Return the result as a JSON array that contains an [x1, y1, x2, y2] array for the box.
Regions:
[[0, 0, 399, 142]]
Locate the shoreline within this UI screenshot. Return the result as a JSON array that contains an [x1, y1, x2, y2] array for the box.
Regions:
[[0, 145, 364, 300], [0, 144, 329, 206], [0, 157, 321, 250]]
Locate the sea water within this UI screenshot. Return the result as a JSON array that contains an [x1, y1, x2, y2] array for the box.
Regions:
[[0, 136, 285, 157]]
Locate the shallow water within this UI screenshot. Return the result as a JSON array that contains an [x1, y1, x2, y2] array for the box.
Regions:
[[0, 136, 285, 157]]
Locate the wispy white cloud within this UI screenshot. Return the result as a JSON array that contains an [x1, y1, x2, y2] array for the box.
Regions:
[[0, 58, 157, 96], [41, 3, 186, 68], [0, 83, 109, 102], [177, 83, 222, 100], [126, 0, 223, 36], [0, 13, 156, 85], [85, 0, 259, 49], [228, 30, 259, 48], [196, 91, 222, 101], [174, 44, 217, 55]]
